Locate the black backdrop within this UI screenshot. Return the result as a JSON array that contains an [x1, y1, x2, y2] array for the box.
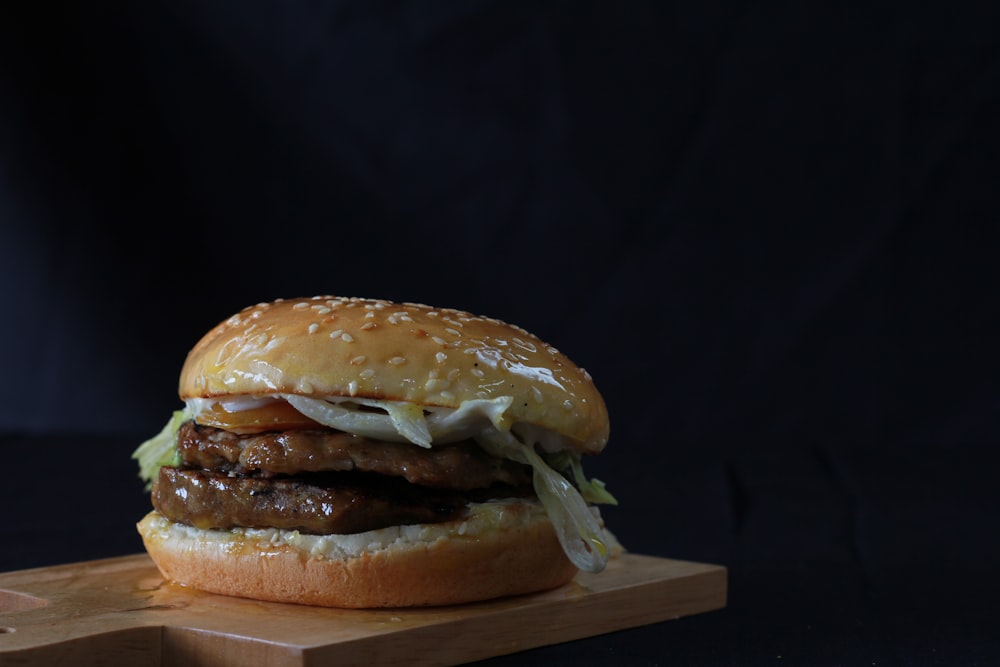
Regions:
[[2, 3, 998, 665]]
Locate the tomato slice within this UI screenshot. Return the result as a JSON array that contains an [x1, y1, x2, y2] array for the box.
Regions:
[[196, 400, 320, 434]]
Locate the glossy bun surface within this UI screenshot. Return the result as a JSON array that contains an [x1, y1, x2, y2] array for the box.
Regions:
[[180, 296, 609, 452]]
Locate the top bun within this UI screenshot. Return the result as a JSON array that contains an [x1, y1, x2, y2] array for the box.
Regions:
[[180, 296, 609, 453]]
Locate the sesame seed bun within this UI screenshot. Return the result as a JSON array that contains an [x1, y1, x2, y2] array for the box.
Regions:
[[137, 500, 581, 608], [180, 296, 609, 453]]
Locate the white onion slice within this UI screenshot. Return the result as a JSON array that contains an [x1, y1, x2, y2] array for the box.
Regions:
[[425, 396, 513, 440], [353, 398, 432, 448], [279, 395, 518, 448], [282, 395, 406, 443]]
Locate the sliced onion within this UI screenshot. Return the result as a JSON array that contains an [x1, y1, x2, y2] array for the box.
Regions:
[[281, 395, 518, 448], [354, 398, 432, 448], [282, 395, 407, 443], [425, 397, 513, 441]]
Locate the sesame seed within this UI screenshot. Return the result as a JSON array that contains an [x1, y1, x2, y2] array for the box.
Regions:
[[513, 337, 537, 352], [350, 355, 367, 366], [471, 368, 485, 378], [348, 381, 359, 396], [431, 336, 447, 346], [388, 356, 407, 365], [312, 306, 331, 315], [300, 381, 314, 394], [532, 387, 544, 403], [293, 302, 309, 310], [359, 369, 376, 379], [563, 400, 573, 411], [435, 352, 447, 364], [360, 322, 377, 331], [341, 332, 355, 343], [425, 378, 449, 392], [387, 316, 399, 325], [400, 315, 414, 322], [364, 311, 376, 319], [329, 329, 343, 339], [447, 368, 460, 381], [445, 328, 461, 337], [308, 323, 319, 334]]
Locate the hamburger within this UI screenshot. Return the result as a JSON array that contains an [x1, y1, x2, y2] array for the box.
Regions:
[[133, 295, 618, 607]]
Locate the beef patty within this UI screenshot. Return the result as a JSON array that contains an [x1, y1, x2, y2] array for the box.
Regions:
[[152, 421, 534, 535], [175, 421, 532, 489]]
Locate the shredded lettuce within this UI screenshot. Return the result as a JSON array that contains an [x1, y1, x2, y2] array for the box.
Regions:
[[545, 450, 618, 506], [131, 408, 189, 490], [477, 429, 611, 573]]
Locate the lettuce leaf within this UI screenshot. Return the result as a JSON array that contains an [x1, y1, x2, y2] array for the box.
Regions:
[[545, 450, 618, 505], [131, 409, 187, 490], [477, 429, 612, 573]]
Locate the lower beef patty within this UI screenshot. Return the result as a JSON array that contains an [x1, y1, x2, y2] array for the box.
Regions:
[[152, 466, 532, 535]]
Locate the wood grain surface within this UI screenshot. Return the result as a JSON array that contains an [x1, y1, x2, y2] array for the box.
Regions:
[[0, 552, 726, 666]]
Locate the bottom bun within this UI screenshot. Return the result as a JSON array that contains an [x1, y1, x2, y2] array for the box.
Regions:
[[137, 499, 581, 608]]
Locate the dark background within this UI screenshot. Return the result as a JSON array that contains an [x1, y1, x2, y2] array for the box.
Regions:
[[2, 3, 998, 665]]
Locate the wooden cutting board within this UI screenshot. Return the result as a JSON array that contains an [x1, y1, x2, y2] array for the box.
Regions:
[[0, 552, 726, 666]]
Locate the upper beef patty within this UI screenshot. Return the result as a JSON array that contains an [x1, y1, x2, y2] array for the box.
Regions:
[[175, 421, 532, 489]]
